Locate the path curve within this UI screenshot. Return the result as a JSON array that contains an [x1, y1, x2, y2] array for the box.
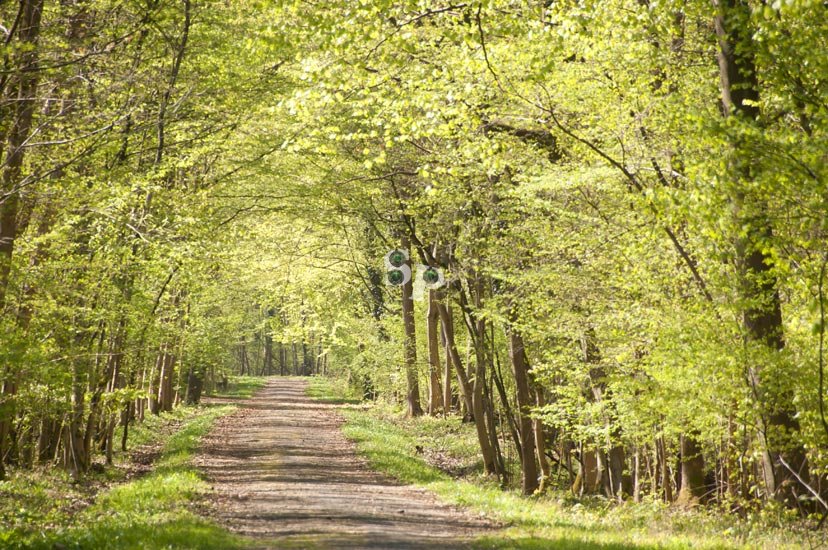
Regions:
[[197, 377, 491, 549]]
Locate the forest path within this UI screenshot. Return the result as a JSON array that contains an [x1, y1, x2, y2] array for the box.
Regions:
[[197, 377, 492, 549]]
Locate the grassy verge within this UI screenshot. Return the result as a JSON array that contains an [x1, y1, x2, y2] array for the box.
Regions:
[[1, 378, 266, 549], [305, 375, 360, 404], [207, 375, 268, 399], [307, 376, 818, 550]]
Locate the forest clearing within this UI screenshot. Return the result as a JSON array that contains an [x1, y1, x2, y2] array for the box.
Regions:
[[1, 0, 827, 548]]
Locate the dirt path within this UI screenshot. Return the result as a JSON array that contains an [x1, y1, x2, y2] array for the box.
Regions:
[[197, 378, 492, 549]]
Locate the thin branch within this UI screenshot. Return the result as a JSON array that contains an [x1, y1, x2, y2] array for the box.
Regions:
[[475, 4, 501, 88], [777, 455, 828, 512], [365, 4, 467, 60]]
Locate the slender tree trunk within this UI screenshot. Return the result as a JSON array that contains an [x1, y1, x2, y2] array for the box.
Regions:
[[633, 445, 642, 502], [534, 388, 551, 491], [264, 332, 274, 375], [0, 0, 43, 309], [67, 358, 87, 478], [507, 327, 539, 495], [469, 296, 498, 476], [426, 290, 443, 415], [437, 301, 473, 413], [657, 435, 673, 502], [442, 310, 453, 416], [580, 327, 625, 498], [401, 236, 423, 417], [155, 343, 176, 413]]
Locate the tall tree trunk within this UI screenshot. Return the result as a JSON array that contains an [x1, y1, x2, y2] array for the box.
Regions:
[[437, 301, 473, 414], [469, 284, 498, 476], [572, 446, 602, 495], [401, 236, 423, 417], [301, 339, 308, 376], [426, 290, 443, 415], [677, 432, 706, 505], [632, 445, 642, 502], [0, 0, 43, 309], [713, 0, 808, 502], [534, 388, 551, 491], [263, 331, 274, 375], [66, 358, 87, 478], [657, 435, 673, 502], [437, 296, 497, 473], [507, 327, 539, 495], [155, 343, 176, 413], [442, 308, 453, 416], [580, 327, 625, 498]]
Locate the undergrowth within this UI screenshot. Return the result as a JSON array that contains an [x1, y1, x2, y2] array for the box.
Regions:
[[307, 376, 822, 550], [0, 377, 267, 549]]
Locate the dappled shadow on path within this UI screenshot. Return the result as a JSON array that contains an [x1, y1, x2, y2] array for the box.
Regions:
[[197, 378, 490, 549]]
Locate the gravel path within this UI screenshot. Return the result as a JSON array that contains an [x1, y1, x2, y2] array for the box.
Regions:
[[197, 377, 492, 549]]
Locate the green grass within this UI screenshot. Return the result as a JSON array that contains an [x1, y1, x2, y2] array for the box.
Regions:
[[0, 404, 251, 550], [207, 375, 268, 399], [57, 405, 249, 550], [305, 375, 361, 404], [307, 376, 818, 550]]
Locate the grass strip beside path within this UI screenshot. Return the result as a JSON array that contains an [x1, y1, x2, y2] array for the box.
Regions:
[[2, 375, 267, 550], [41, 405, 248, 550]]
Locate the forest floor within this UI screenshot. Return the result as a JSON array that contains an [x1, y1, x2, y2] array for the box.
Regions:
[[197, 377, 493, 549]]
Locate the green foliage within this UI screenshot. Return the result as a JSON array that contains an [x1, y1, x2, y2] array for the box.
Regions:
[[2, 0, 827, 538]]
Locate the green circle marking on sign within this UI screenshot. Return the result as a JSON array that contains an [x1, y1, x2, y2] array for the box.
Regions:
[[423, 267, 440, 284], [388, 250, 405, 268], [387, 270, 404, 285]]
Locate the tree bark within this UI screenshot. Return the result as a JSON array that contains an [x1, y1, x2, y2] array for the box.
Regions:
[[401, 236, 423, 417], [437, 301, 473, 414], [677, 432, 706, 505], [534, 388, 551, 491], [507, 327, 539, 495], [572, 446, 602, 495], [264, 331, 274, 375], [0, 0, 43, 309], [426, 290, 443, 415], [66, 357, 88, 478], [581, 327, 625, 499], [155, 342, 176, 413], [657, 435, 673, 502], [713, 0, 808, 502], [469, 282, 499, 476], [442, 309, 453, 416]]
